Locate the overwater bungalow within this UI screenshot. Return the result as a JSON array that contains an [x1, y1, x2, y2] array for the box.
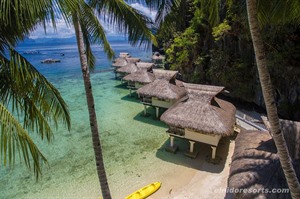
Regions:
[[152, 52, 165, 67], [112, 58, 127, 68], [112, 53, 135, 78], [136, 62, 154, 71], [228, 119, 300, 199], [160, 83, 236, 160], [126, 57, 141, 63], [123, 69, 155, 96], [116, 63, 138, 80], [112, 58, 128, 79], [119, 52, 131, 58], [137, 69, 186, 118], [112, 52, 131, 65]]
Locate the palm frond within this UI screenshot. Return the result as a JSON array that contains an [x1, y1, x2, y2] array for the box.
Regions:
[[257, 0, 300, 26], [89, 0, 157, 48], [79, 1, 115, 60], [0, 0, 55, 50], [0, 102, 47, 179], [0, 49, 71, 140]]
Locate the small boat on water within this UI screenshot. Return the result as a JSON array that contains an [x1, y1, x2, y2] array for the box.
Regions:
[[125, 182, 161, 199], [41, 59, 61, 63]]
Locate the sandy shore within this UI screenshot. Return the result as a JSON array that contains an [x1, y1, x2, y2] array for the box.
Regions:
[[149, 137, 235, 199]]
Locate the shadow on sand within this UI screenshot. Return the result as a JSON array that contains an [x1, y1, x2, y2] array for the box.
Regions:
[[155, 136, 233, 173], [114, 82, 128, 89], [133, 109, 169, 128], [120, 93, 140, 103]]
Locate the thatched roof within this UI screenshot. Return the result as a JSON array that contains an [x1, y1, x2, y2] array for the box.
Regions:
[[175, 79, 184, 87], [119, 52, 131, 58], [137, 79, 186, 100], [183, 83, 225, 97], [112, 58, 127, 68], [160, 83, 235, 136], [126, 57, 141, 63], [160, 99, 236, 136], [153, 69, 178, 81], [123, 70, 155, 84], [136, 62, 154, 70], [152, 52, 165, 61], [228, 129, 300, 199], [116, 63, 138, 74]]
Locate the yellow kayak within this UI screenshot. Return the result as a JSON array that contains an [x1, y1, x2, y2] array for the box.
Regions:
[[125, 182, 161, 199]]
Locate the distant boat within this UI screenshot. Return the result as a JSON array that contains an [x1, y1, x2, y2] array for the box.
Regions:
[[41, 59, 61, 64]]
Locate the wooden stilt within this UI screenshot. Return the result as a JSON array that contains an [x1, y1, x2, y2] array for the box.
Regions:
[[170, 136, 175, 147], [156, 107, 159, 118], [143, 104, 147, 116], [165, 135, 178, 153], [185, 140, 198, 158], [211, 146, 217, 159], [189, 141, 195, 153]]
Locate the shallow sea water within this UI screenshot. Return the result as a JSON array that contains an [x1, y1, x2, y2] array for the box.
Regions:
[[0, 39, 182, 199]]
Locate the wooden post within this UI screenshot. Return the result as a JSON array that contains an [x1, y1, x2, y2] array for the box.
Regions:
[[211, 146, 217, 159], [129, 88, 132, 97], [189, 141, 195, 153], [156, 107, 159, 118], [143, 104, 147, 116], [165, 135, 178, 153], [170, 136, 175, 147]]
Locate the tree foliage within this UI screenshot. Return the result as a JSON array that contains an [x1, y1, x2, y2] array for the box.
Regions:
[[156, 0, 300, 119]]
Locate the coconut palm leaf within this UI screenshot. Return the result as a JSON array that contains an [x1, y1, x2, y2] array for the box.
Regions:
[[143, 0, 180, 28], [89, 0, 157, 48], [0, 0, 56, 51], [0, 49, 71, 178], [0, 49, 71, 136], [0, 102, 47, 179], [58, 0, 114, 69], [257, 0, 300, 26], [78, 1, 114, 66]]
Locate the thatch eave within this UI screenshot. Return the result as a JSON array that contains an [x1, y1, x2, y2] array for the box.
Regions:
[[160, 97, 236, 136], [137, 79, 186, 101], [123, 70, 155, 84], [153, 69, 178, 81], [126, 57, 141, 63], [116, 63, 138, 74]]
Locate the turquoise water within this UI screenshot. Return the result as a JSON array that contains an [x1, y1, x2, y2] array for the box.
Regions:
[[0, 38, 172, 198]]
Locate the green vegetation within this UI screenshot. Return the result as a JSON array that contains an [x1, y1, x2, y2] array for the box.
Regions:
[[154, 0, 300, 120]]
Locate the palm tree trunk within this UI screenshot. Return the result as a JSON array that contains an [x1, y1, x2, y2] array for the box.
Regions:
[[74, 20, 112, 199], [246, 0, 300, 198]]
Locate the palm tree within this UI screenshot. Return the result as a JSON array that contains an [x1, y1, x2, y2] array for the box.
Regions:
[[59, 1, 156, 198], [0, 0, 71, 179], [246, 0, 300, 198]]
